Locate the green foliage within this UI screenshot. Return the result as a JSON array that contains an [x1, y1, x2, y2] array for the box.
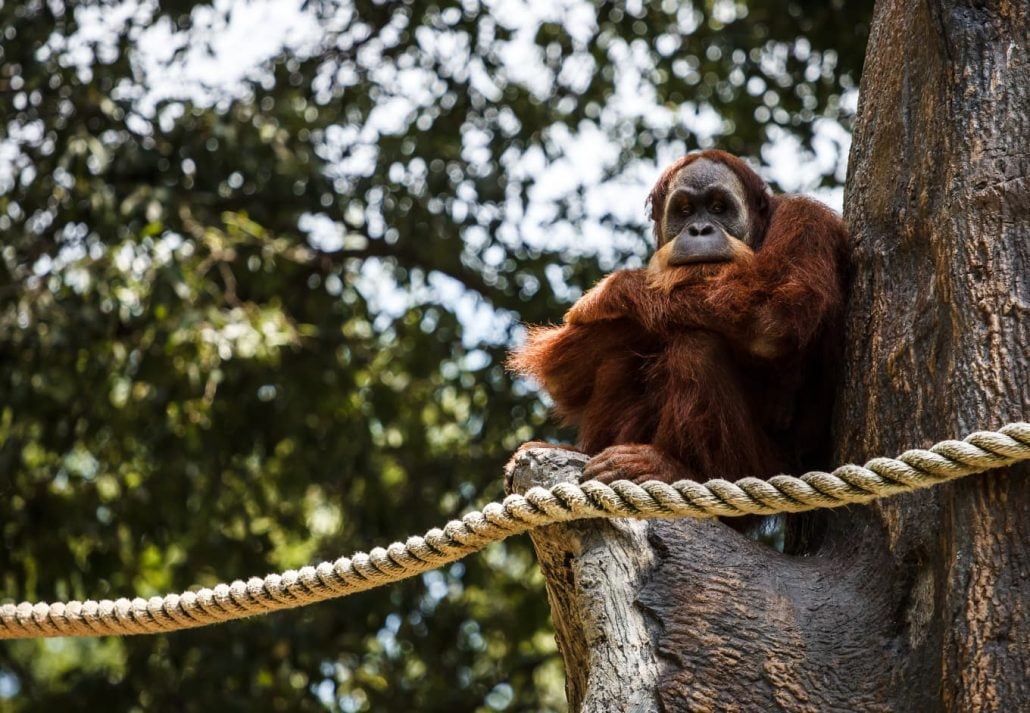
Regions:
[[0, 0, 870, 710]]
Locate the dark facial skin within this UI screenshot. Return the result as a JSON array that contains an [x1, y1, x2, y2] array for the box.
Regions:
[[661, 159, 752, 265]]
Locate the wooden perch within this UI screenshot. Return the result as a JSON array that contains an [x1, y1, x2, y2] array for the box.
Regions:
[[506, 447, 661, 712], [506, 447, 910, 712]]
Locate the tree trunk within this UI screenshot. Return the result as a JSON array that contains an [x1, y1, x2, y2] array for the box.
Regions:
[[837, 0, 1029, 709], [510, 1, 1029, 710]]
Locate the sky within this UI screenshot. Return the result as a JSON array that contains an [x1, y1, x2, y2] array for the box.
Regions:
[[141, 0, 849, 202]]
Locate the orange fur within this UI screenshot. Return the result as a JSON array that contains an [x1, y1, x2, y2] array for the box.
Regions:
[[509, 150, 849, 484], [645, 238, 756, 294]]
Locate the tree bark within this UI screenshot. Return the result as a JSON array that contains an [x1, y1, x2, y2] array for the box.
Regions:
[[511, 1, 1029, 710], [507, 449, 662, 713], [838, 1, 1029, 709]]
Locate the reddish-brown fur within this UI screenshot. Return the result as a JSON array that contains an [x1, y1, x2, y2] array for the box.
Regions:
[[508, 150, 850, 484]]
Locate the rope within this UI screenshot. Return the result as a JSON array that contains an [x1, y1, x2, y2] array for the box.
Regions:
[[2, 422, 1027, 640]]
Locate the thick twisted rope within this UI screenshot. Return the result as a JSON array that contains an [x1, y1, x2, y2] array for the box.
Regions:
[[2, 423, 1027, 640]]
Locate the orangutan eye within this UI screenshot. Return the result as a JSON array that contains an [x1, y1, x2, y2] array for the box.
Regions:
[[710, 200, 725, 214]]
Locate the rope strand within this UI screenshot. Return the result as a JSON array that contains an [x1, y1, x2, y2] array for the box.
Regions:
[[2, 422, 1027, 640]]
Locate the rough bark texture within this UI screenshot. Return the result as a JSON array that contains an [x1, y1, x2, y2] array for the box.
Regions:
[[508, 449, 662, 713], [839, 1, 1029, 709], [516, 1, 1029, 711]]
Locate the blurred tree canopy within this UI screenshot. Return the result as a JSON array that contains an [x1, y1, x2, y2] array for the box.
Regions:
[[0, 0, 871, 710]]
